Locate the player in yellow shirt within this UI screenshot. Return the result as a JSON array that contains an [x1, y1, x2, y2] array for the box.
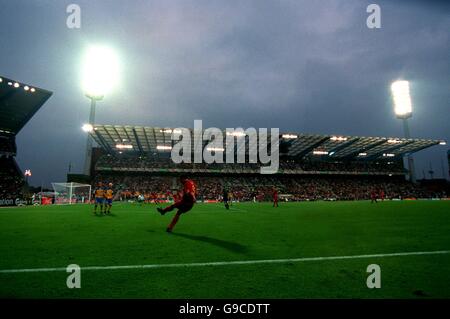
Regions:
[[93, 182, 105, 214], [104, 183, 114, 214]]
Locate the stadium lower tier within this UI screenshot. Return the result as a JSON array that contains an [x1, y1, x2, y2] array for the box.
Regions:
[[92, 173, 443, 201], [0, 156, 25, 200]]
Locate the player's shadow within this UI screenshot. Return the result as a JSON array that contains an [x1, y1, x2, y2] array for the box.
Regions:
[[171, 233, 248, 254]]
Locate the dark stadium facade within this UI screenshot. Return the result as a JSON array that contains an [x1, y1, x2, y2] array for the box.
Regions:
[[0, 75, 52, 206]]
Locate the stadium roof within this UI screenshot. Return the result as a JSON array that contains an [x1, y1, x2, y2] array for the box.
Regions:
[[0, 75, 52, 135], [90, 125, 444, 161]]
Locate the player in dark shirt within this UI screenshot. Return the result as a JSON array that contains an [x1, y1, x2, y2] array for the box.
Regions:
[[223, 188, 230, 210]]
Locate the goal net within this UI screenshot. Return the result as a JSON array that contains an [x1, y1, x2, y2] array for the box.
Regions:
[[51, 182, 92, 204]]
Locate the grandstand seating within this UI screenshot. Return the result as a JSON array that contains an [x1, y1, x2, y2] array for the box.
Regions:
[[90, 125, 446, 202], [0, 156, 25, 200], [95, 155, 406, 175]]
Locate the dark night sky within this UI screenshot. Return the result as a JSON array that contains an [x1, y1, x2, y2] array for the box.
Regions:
[[1, 0, 449, 186]]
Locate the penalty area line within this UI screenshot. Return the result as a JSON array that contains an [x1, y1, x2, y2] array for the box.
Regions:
[[1, 250, 449, 274]]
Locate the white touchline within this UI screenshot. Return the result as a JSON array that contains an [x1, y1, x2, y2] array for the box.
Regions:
[[1, 250, 449, 274]]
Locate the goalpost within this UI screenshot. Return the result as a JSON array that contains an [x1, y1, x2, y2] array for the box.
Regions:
[[51, 182, 92, 204]]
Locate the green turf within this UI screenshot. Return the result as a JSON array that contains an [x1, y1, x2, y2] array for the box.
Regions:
[[0, 200, 449, 298]]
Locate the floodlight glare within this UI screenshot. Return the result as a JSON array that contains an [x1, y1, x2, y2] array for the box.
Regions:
[[391, 80, 412, 119], [82, 124, 94, 132], [13, 82, 19, 88], [82, 45, 120, 97]]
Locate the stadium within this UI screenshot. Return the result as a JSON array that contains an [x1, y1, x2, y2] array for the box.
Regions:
[[1, 73, 450, 299], [1, 1, 450, 304]]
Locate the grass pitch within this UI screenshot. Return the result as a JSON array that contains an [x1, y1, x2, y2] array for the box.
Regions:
[[0, 200, 449, 298]]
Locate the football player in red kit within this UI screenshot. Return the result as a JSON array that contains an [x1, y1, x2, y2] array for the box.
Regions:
[[156, 176, 196, 232], [380, 189, 385, 201], [370, 190, 378, 203], [273, 188, 279, 207]]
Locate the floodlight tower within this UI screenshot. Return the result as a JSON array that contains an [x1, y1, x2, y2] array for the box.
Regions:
[[81, 45, 120, 175], [391, 80, 416, 183], [82, 95, 103, 175]]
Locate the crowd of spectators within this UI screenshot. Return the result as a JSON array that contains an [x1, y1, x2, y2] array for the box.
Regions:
[[93, 173, 440, 202]]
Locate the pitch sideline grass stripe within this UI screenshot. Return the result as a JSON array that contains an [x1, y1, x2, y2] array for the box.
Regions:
[[1, 250, 449, 274]]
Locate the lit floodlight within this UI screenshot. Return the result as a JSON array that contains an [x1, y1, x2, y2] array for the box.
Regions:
[[206, 147, 225, 152], [439, 141, 446, 145], [281, 134, 298, 139], [7, 82, 12, 86], [329, 151, 335, 156], [24, 86, 29, 91], [358, 152, 367, 156], [13, 82, 19, 88], [387, 139, 402, 144], [227, 131, 247, 137], [82, 45, 120, 97], [156, 145, 172, 151], [330, 136, 347, 142], [116, 144, 133, 149], [313, 150, 328, 155], [82, 124, 94, 132], [391, 80, 412, 119], [383, 153, 395, 157], [159, 129, 183, 134], [30, 88, 35, 92], [0, 78, 2, 82]]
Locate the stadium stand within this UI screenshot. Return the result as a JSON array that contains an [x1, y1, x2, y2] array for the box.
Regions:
[[90, 125, 444, 202], [0, 75, 52, 205]]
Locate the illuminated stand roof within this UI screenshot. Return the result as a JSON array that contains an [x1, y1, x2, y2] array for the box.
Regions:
[[0, 76, 52, 136], [90, 125, 443, 161]]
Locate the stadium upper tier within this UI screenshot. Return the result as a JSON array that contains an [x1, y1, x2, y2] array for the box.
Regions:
[[0, 75, 52, 136], [90, 124, 442, 161]]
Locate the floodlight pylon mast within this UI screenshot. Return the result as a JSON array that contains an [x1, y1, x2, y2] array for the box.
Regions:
[[402, 117, 416, 183], [83, 94, 103, 176]]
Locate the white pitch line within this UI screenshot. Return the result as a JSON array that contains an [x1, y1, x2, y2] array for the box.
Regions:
[[1, 250, 449, 274]]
